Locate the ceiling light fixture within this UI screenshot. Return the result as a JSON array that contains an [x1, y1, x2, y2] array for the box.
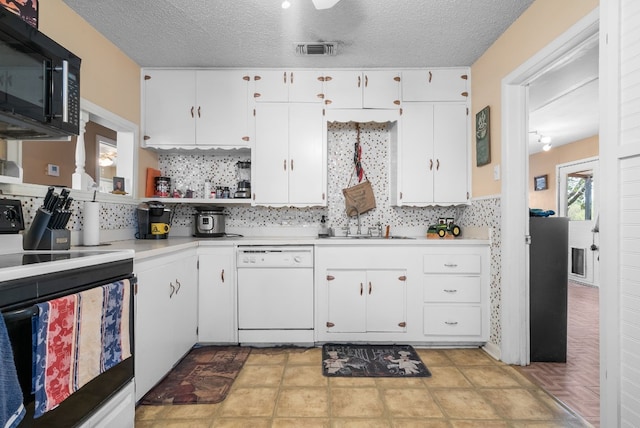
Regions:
[[282, 0, 291, 9], [543, 143, 552, 151], [539, 135, 552, 144]]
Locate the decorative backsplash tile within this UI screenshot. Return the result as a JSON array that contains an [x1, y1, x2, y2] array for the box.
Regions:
[[158, 122, 467, 230]]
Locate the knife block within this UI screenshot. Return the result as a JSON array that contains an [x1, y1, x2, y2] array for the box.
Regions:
[[37, 228, 71, 250]]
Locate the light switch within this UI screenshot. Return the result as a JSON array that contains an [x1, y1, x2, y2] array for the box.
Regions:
[[493, 164, 501, 180]]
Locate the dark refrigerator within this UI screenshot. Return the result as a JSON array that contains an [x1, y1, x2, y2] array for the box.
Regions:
[[529, 216, 569, 362]]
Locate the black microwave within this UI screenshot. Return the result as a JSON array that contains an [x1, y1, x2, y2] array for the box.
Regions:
[[0, 8, 81, 140]]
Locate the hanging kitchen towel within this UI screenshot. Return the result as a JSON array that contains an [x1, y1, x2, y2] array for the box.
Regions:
[[0, 313, 25, 428], [342, 169, 376, 217], [32, 279, 131, 418], [33, 294, 78, 418]]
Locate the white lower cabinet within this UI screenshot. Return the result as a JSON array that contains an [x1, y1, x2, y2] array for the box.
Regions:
[[134, 249, 198, 402], [325, 269, 407, 333], [198, 246, 237, 344], [422, 247, 489, 342]]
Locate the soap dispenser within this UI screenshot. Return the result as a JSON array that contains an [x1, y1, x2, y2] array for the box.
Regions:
[[319, 215, 329, 237]]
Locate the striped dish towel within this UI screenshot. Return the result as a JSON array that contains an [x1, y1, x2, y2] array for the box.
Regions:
[[32, 279, 131, 418]]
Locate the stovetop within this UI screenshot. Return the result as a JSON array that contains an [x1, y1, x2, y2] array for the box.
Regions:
[[0, 235, 134, 283]]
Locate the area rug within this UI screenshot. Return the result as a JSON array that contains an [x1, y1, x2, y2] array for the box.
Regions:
[[322, 344, 431, 377], [140, 345, 251, 405]]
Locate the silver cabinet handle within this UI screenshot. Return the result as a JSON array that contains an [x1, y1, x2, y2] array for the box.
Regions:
[[169, 282, 175, 298], [221, 269, 225, 283], [444, 263, 458, 268], [175, 279, 181, 295], [444, 321, 458, 325], [444, 289, 458, 293]]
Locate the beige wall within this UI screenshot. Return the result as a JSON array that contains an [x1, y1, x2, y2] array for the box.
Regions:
[[470, 0, 599, 197], [39, 0, 158, 197], [22, 139, 75, 187], [528, 135, 598, 212]]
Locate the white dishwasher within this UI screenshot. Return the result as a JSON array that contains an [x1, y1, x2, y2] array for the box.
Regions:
[[236, 246, 314, 345]]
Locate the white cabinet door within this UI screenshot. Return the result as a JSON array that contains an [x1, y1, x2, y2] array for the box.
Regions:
[[432, 103, 469, 204], [252, 70, 323, 103], [170, 255, 198, 360], [326, 269, 406, 333], [326, 270, 367, 333], [196, 70, 251, 147], [366, 270, 406, 332], [394, 102, 469, 206], [134, 251, 198, 402], [288, 103, 325, 205], [143, 69, 196, 146], [362, 70, 401, 108], [323, 70, 400, 109], [198, 247, 236, 343], [253, 103, 325, 206], [254, 103, 290, 204], [397, 103, 435, 204], [402, 68, 469, 102]]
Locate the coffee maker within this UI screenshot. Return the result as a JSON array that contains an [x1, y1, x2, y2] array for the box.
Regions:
[[234, 160, 251, 199], [136, 201, 171, 239]]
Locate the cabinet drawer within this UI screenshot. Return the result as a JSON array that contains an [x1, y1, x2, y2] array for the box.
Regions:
[[423, 276, 481, 303], [423, 254, 481, 274], [423, 305, 482, 336]]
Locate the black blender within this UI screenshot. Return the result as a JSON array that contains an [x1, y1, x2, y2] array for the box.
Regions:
[[234, 160, 251, 199]]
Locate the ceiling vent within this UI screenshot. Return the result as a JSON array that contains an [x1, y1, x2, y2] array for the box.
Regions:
[[295, 42, 337, 56]]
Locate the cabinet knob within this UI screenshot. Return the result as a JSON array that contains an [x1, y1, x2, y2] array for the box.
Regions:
[[325, 76, 333, 82], [398, 322, 406, 327], [368, 281, 372, 295], [143, 135, 150, 141], [175, 279, 181, 294], [221, 269, 225, 283], [242, 136, 250, 141], [365, 75, 368, 87], [360, 283, 363, 296], [169, 282, 175, 298], [290, 72, 293, 84], [436, 159, 440, 170], [326, 275, 335, 281], [254, 75, 262, 81], [394, 76, 401, 82], [197, 106, 201, 118], [428, 71, 433, 83], [254, 93, 261, 98], [243, 75, 250, 81], [461, 74, 468, 80], [324, 99, 332, 105], [290, 159, 294, 170], [445, 321, 459, 326], [429, 159, 433, 171], [357, 76, 361, 88], [317, 93, 324, 99], [393, 100, 400, 105], [283, 159, 287, 170], [190, 106, 194, 118], [318, 76, 325, 82], [326, 322, 335, 328], [398, 275, 407, 281], [444, 289, 458, 293], [461, 91, 469, 97], [444, 263, 458, 268], [144, 75, 151, 80]]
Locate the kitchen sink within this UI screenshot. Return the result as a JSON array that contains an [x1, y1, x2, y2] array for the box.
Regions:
[[319, 235, 416, 240]]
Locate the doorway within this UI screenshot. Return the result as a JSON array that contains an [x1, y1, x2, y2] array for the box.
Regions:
[[558, 158, 599, 287]]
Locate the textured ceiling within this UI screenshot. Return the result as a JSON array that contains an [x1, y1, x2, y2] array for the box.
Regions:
[[61, 0, 535, 68]]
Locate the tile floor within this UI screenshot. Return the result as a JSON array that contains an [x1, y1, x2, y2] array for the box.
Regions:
[[135, 347, 592, 427]]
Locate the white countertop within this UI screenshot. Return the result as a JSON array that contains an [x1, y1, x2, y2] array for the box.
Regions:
[[99, 233, 491, 261]]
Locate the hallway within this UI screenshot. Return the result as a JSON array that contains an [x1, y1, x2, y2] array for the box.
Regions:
[[519, 282, 600, 427]]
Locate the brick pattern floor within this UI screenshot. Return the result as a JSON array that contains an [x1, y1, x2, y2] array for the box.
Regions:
[[519, 282, 600, 427]]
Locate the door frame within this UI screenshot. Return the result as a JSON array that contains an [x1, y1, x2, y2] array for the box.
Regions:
[[500, 9, 599, 365]]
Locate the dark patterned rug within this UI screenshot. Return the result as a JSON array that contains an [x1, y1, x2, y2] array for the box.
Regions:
[[140, 345, 251, 405], [322, 344, 431, 378]]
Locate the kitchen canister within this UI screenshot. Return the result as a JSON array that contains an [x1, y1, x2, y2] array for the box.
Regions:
[[155, 176, 171, 197]]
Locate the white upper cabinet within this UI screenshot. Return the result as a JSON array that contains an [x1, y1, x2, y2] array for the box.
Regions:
[[401, 68, 469, 102], [252, 70, 324, 103], [392, 102, 469, 206], [253, 102, 325, 206], [323, 70, 401, 109], [142, 69, 251, 148]]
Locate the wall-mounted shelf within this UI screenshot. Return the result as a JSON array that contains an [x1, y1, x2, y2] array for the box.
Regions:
[[142, 197, 251, 206]]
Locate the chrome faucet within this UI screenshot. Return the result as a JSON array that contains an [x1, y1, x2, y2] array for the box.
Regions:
[[346, 206, 363, 236]]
